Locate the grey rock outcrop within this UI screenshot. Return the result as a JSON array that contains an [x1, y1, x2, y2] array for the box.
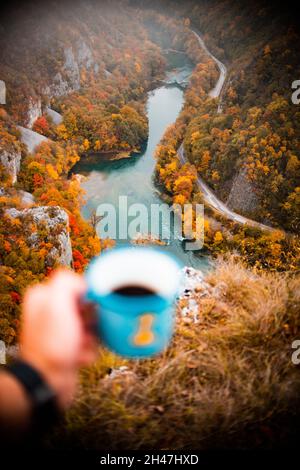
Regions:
[[26, 97, 42, 128], [63, 46, 81, 90], [0, 187, 35, 207], [45, 107, 63, 125], [77, 39, 94, 69], [6, 206, 73, 267], [226, 168, 259, 214], [0, 148, 21, 184], [18, 190, 35, 207], [0, 80, 6, 105], [17, 125, 49, 154], [45, 39, 98, 98], [178, 266, 229, 324], [0, 340, 6, 365], [104, 69, 112, 78], [177, 267, 212, 324]]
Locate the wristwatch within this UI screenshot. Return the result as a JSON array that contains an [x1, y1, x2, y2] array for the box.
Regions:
[[5, 360, 61, 432]]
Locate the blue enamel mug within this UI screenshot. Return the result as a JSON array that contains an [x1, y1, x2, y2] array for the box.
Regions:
[[84, 246, 182, 358]]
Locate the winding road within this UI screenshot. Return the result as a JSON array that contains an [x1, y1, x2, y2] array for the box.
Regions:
[[178, 30, 274, 233], [192, 31, 227, 101]]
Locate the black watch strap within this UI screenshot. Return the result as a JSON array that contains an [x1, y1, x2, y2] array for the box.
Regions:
[[5, 360, 61, 432]]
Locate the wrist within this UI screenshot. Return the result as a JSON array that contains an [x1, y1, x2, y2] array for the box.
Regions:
[[4, 359, 63, 436], [0, 371, 31, 429], [20, 351, 77, 410]]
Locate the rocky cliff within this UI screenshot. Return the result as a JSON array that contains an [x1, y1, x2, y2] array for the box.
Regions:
[[0, 146, 21, 184], [226, 168, 260, 216], [26, 97, 42, 128], [5, 206, 73, 267], [45, 107, 63, 125], [44, 39, 98, 98], [0, 79, 5, 105], [17, 125, 49, 154]]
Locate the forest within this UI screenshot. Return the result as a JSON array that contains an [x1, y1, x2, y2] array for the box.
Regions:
[[0, 0, 299, 451], [0, 0, 299, 343], [152, 0, 300, 270], [0, 0, 166, 343]]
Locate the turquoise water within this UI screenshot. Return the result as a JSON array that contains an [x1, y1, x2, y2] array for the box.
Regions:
[[72, 57, 210, 270]]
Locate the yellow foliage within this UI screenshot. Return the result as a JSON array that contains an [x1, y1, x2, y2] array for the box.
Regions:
[[159, 167, 166, 178], [46, 164, 59, 180], [214, 231, 223, 244], [135, 62, 142, 73], [83, 139, 90, 151], [212, 170, 220, 181], [173, 194, 186, 205], [191, 130, 200, 143], [56, 124, 69, 140], [88, 236, 101, 255], [94, 140, 101, 151], [174, 175, 193, 195], [166, 160, 177, 172], [27, 161, 44, 172]]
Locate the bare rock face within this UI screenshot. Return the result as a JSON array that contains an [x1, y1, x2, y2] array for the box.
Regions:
[[18, 190, 35, 207], [179, 266, 209, 297], [6, 206, 73, 267], [0, 148, 21, 184], [177, 267, 211, 323], [0, 80, 6, 105], [45, 107, 63, 125], [177, 266, 228, 324], [77, 39, 94, 69], [226, 168, 259, 214], [63, 46, 81, 90], [17, 125, 49, 154], [26, 97, 42, 128], [44, 47, 80, 97], [0, 187, 35, 207], [45, 39, 98, 98], [104, 69, 112, 78], [0, 340, 6, 364]]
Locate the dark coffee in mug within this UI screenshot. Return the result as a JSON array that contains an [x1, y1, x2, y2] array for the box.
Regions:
[[113, 285, 156, 297]]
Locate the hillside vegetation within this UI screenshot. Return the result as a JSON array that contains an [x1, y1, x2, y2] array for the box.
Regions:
[[52, 258, 300, 450], [0, 0, 299, 450], [0, 0, 165, 343], [152, 0, 300, 270]]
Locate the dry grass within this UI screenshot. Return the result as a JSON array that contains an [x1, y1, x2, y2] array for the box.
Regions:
[[51, 257, 300, 450]]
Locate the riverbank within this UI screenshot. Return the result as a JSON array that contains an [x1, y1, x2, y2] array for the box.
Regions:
[[73, 50, 209, 270], [77, 148, 138, 163]]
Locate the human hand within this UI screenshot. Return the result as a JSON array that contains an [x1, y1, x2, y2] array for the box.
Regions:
[[20, 269, 98, 409]]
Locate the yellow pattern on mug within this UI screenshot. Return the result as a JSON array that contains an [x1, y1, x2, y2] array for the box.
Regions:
[[133, 313, 155, 346]]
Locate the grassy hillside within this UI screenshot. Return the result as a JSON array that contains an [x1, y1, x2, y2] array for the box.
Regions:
[[52, 257, 300, 450]]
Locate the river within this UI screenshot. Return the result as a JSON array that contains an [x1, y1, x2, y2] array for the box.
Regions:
[[72, 52, 211, 271]]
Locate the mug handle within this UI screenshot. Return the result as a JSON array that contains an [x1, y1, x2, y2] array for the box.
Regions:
[[78, 294, 100, 339]]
